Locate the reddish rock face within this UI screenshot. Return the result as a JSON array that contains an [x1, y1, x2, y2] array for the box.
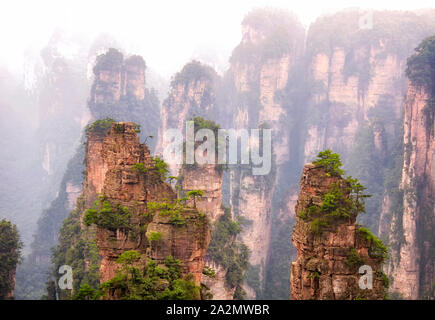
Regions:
[[83, 123, 209, 291], [290, 164, 387, 300], [181, 164, 224, 223], [389, 82, 435, 299]]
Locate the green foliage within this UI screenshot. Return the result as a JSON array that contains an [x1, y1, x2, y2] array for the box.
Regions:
[[133, 123, 141, 133], [73, 283, 100, 300], [98, 252, 201, 300], [307, 271, 321, 279], [147, 232, 162, 242], [376, 270, 390, 289], [187, 189, 205, 208], [117, 250, 141, 265], [84, 197, 131, 230], [0, 219, 22, 299], [85, 118, 115, 135], [202, 266, 216, 278], [357, 227, 389, 262], [132, 163, 147, 173], [113, 123, 124, 133], [313, 149, 345, 177], [152, 156, 169, 181], [51, 196, 101, 300], [146, 199, 188, 226], [345, 248, 365, 269], [170, 60, 217, 88], [191, 116, 220, 134], [207, 207, 249, 298], [299, 151, 372, 235], [299, 180, 369, 235]]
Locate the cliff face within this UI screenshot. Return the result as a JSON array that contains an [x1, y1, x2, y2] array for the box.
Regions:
[[180, 164, 233, 299], [304, 47, 404, 162], [156, 61, 218, 175], [228, 9, 305, 299], [291, 164, 387, 300], [91, 52, 145, 106], [299, 11, 435, 299], [85, 123, 209, 289], [155, 61, 243, 299], [388, 40, 435, 297]]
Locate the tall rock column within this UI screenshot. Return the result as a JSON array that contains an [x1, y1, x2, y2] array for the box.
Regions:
[[228, 8, 305, 298], [84, 123, 209, 287], [180, 164, 233, 298], [389, 35, 435, 298], [291, 162, 388, 300]]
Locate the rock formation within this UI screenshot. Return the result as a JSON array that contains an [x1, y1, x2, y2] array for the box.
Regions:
[[156, 60, 219, 175], [27, 48, 160, 299], [291, 162, 388, 300], [54, 122, 209, 299], [92, 123, 208, 285], [0, 219, 22, 300], [387, 35, 435, 299], [180, 163, 234, 299], [227, 8, 305, 299]]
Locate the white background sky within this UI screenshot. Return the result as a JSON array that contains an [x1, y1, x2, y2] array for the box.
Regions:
[[0, 0, 434, 79]]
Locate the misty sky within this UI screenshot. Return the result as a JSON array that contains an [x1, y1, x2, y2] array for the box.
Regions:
[[0, 0, 433, 79]]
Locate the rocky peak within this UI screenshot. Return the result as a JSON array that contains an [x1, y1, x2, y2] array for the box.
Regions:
[[90, 48, 146, 108], [291, 160, 388, 300], [83, 122, 209, 294]]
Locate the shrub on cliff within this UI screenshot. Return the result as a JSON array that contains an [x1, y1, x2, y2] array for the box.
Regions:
[[313, 149, 344, 177], [84, 197, 131, 230], [85, 118, 116, 135], [357, 227, 389, 262], [98, 251, 201, 300]]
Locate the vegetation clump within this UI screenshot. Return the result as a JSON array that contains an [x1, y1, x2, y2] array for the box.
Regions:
[[132, 156, 169, 183], [84, 197, 132, 231], [299, 150, 371, 235], [77, 251, 201, 300], [85, 118, 116, 135], [146, 198, 192, 226], [357, 227, 389, 262], [345, 248, 365, 269], [313, 149, 345, 177], [207, 207, 249, 299]]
